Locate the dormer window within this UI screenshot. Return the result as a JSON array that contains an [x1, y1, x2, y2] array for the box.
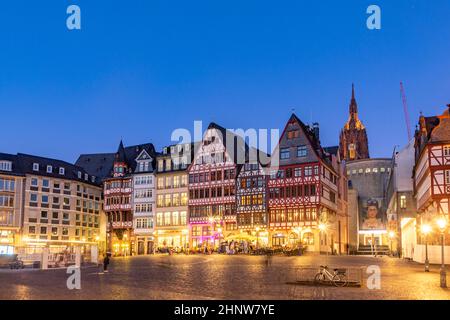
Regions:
[[46, 165, 53, 173], [59, 167, 65, 175], [91, 176, 96, 183], [0, 160, 12, 172], [77, 171, 82, 179], [84, 173, 88, 181], [33, 163, 39, 171], [170, 146, 175, 154], [163, 147, 168, 154]]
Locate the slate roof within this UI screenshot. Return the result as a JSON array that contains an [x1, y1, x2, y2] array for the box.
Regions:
[[76, 142, 157, 180], [0, 152, 101, 186], [415, 105, 450, 160]]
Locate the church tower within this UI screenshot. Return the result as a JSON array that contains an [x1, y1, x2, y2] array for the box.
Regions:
[[339, 84, 370, 161]]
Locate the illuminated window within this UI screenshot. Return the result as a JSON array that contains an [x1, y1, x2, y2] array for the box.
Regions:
[[400, 195, 407, 209]]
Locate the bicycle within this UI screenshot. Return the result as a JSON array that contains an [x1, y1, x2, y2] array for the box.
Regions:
[[314, 265, 348, 287]]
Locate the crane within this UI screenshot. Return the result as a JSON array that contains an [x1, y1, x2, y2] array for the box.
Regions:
[[400, 81, 412, 141]]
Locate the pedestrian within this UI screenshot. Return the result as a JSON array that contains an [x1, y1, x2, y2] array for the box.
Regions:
[[103, 253, 110, 273]]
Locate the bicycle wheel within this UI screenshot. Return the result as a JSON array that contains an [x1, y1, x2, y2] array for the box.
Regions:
[[332, 274, 348, 287], [314, 273, 324, 284]]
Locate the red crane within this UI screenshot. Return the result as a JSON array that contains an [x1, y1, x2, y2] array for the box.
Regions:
[[400, 81, 412, 141]]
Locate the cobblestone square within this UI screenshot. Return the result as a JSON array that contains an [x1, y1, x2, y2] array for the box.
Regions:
[[1, 255, 449, 300]]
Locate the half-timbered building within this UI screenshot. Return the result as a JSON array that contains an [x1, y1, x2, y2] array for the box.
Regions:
[[268, 114, 342, 253], [236, 150, 270, 247], [414, 105, 450, 257], [188, 123, 245, 249], [102, 141, 156, 256]]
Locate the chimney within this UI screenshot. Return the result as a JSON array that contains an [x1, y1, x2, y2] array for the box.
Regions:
[[312, 122, 320, 142]]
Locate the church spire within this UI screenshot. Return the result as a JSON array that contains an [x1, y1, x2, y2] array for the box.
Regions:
[[349, 83, 358, 115], [339, 84, 370, 161]]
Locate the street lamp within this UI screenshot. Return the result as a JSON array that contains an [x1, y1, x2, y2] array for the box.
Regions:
[[436, 217, 447, 288], [318, 223, 327, 255], [388, 231, 395, 257], [255, 227, 260, 249], [421, 224, 431, 272]]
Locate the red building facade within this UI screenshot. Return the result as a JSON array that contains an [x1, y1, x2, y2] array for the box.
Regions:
[[188, 123, 243, 249], [268, 114, 342, 253]]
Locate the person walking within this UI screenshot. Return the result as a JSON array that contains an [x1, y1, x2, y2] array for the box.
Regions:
[[103, 253, 110, 273]]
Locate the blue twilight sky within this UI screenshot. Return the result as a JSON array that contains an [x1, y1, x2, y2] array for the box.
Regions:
[[1, 0, 449, 162]]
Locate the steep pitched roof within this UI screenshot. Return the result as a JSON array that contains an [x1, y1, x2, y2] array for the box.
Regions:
[[277, 113, 336, 173], [76, 142, 157, 179], [75, 153, 115, 180]]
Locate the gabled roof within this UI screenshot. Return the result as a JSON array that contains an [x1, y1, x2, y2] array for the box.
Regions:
[[277, 113, 336, 173], [415, 105, 450, 160], [76, 142, 157, 179]]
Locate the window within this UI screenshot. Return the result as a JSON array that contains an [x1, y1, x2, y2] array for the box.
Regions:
[[304, 166, 312, 176], [180, 211, 187, 225], [77, 171, 82, 179], [165, 159, 171, 171], [30, 194, 38, 202], [287, 130, 299, 139], [400, 195, 407, 209], [297, 145, 307, 157], [0, 161, 12, 172], [46, 165, 52, 173], [29, 226, 36, 234], [444, 145, 450, 156], [33, 163, 39, 171], [42, 179, 49, 188], [280, 148, 290, 160], [40, 226, 47, 234], [42, 195, 49, 203], [172, 212, 179, 225], [0, 178, 15, 191], [31, 178, 38, 187], [164, 194, 172, 207], [59, 167, 65, 175], [164, 212, 171, 225], [181, 192, 188, 206], [446, 170, 450, 185]]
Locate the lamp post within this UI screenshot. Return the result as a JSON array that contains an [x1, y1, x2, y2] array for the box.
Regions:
[[318, 223, 327, 256], [255, 227, 260, 249], [388, 231, 395, 256], [436, 218, 447, 288], [421, 224, 431, 272]]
